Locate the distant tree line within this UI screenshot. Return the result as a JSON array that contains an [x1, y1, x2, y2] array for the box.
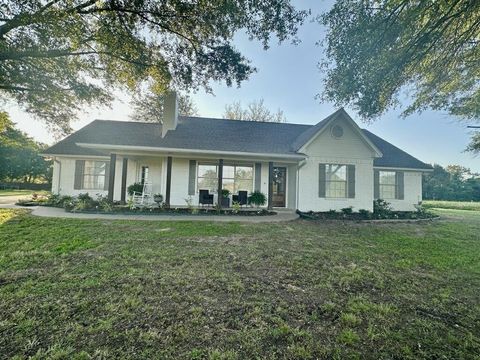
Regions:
[[423, 164, 480, 201], [0, 112, 51, 184]]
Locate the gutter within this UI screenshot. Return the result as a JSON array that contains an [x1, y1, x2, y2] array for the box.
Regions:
[[373, 166, 433, 172]]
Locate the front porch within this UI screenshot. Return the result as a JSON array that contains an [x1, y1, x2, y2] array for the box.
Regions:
[[105, 153, 299, 210]]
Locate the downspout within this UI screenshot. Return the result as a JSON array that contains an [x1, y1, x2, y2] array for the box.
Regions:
[[54, 157, 61, 194]]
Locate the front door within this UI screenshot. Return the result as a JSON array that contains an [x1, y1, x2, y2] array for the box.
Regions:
[[272, 167, 287, 207]]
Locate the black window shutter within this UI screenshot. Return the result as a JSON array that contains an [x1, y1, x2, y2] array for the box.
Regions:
[[374, 170, 380, 199], [188, 160, 197, 195], [104, 161, 110, 191], [318, 164, 326, 198], [347, 165, 355, 198], [74, 160, 85, 190], [396, 171, 404, 200]]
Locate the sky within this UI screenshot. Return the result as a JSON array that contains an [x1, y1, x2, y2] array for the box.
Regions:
[[5, 0, 479, 172]]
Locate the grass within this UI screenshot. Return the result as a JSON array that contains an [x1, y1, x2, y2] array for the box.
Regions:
[[0, 209, 479, 359], [423, 200, 480, 211], [0, 189, 49, 197]]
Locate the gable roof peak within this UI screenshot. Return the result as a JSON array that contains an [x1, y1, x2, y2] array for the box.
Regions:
[[291, 108, 382, 156]]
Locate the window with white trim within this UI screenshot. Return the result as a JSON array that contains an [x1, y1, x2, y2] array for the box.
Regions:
[[83, 161, 107, 190], [197, 163, 254, 194], [326, 164, 347, 198], [379, 171, 396, 199], [222, 165, 254, 194], [197, 164, 218, 193]]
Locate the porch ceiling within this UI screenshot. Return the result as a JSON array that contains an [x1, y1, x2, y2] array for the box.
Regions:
[[75, 142, 306, 163]]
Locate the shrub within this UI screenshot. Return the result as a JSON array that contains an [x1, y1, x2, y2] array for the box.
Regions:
[[248, 191, 266, 208], [184, 196, 194, 210], [45, 193, 61, 206], [414, 203, 432, 218], [373, 199, 392, 219], [358, 209, 371, 219], [97, 194, 114, 212], [74, 193, 95, 211], [127, 182, 143, 196], [127, 198, 136, 210], [60, 196, 73, 206], [232, 201, 241, 213], [45, 194, 73, 207], [221, 189, 231, 198], [64, 200, 76, 212], [341, 206, 353, 215]]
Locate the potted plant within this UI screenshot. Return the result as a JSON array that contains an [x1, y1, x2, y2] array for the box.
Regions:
[[221, 189, 230, 207], [153, 193, 163, 206], [127, 182, 143, 196], [248, 191, 267, 208]]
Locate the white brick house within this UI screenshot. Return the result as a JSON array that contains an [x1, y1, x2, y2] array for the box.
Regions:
[[44, 93, 432, 212]]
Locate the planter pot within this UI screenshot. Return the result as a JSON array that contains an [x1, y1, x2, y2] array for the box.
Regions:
[[221, 197, 230, 208]]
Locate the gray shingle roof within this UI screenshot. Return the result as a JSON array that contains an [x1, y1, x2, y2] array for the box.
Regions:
[[44, 115, 432, 170], [362, 130, 432, 169]]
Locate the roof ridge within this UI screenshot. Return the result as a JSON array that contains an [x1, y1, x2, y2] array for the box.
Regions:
[[179, 115, 312, 126], [90, 117, 314, 127], [92, 119, 158, 125]]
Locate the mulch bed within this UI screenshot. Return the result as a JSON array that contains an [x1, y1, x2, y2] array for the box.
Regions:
[[66, 207, 276, 216], [296, 210, 438, 221]]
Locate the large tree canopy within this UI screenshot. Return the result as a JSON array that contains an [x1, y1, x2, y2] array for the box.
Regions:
[[0, 1, 307, 134], [320, 1, 479, 130], [223, 99, 286, 122], [0, 112, 52, 183]]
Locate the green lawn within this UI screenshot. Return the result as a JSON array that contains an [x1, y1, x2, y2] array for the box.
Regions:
[[0, 209, 479, 359], [423, 200, 480, 211]]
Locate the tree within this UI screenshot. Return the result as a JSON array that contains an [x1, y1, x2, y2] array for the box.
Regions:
[[223, 99, 286, 122], [466, 132, 480, 154], [0, 112, 51, 183], [0, 1, 307, 135], [423, 163, 480, 201], [320, 1, 480, 145], [130, 93, 198, 123]]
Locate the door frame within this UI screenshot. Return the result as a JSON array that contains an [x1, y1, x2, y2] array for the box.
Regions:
[[272, 166, 287, 208]]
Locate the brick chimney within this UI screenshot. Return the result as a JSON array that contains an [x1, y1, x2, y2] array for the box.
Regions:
[[162, 91, 178, 137]]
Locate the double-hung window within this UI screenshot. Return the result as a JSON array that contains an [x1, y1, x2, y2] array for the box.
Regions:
[[326, 164, 348, 198], [222, 165, 254, 194], [319, 163, 355, 199], [74, 160, 109, 191], [197, 164, 219, 193], [378, 171, 396, 199], [374, 170, 404, 200]]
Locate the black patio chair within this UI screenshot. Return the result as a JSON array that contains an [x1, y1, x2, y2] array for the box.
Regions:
[[232, 191, 248, 206], [199, 189, 214, 207]]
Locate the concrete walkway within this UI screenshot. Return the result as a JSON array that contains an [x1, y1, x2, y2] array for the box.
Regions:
[[1, 204, 299, 223], [0, 194, 31, 205]]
